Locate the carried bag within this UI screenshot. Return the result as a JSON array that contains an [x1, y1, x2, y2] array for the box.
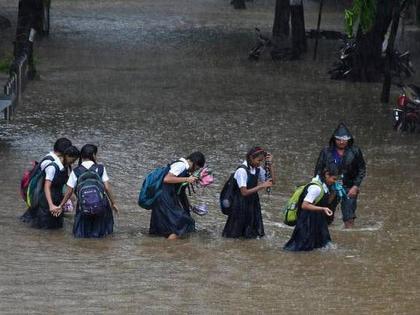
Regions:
[[283, 179, 324, 226], [75, 165, 108, 216], [21, 156, 56, 208], [219, 165, 248, 215], [138, 165, 171, 210]]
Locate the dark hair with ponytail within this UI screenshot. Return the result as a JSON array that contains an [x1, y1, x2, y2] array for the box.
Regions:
[[63, 145, 80, 159], [79, 144, 98, 166], [186, 151, 205, 169], [246, 146, 266, 165]]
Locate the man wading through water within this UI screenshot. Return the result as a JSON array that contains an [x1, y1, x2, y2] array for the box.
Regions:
[[314, 123, 366, 228]]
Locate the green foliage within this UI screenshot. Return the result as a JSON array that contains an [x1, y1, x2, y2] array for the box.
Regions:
[[345, 0, 377, 37]]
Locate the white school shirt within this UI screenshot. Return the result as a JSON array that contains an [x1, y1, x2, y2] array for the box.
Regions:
[[169, 158, 190, 176], [234, 161, 266, 188], [41, 152, 65, 182], [66, 161, 110, 189], [303, 176, 329, 204]]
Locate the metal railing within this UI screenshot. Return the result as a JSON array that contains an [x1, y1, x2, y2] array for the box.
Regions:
[[1, 0, 50, 121], [1, 54, 28, 121]]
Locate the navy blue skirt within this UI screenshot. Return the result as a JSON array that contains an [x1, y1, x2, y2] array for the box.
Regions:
[[149, 182, 195, 237], [222, 191, 264, 239], [21, 185, 64, 229], [73, 205, 114, 238], [21, 205, 64, 229], [284, 209, 331, 251]]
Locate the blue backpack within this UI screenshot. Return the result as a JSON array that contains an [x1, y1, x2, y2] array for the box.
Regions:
[[138, 165, 171, 210], [74, 165, 108, 216]]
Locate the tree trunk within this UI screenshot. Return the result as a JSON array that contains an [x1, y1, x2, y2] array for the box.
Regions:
[[381, 5, 400, 102], [272, 0, 290, 40], [381, 0, 409, 103], [231, 0, 246, 9], [290, 2, 307, 56], [14, 0, 43, 79], [417, 0, 420, 25], [351, 0, 394, 81]]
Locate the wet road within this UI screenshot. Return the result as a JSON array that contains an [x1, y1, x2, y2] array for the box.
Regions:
[[1, 0, 420, 313]]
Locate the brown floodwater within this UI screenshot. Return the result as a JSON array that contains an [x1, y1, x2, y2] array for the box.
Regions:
[[1, 0, 420, 313]]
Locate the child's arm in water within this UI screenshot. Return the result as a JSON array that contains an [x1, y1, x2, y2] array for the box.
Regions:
[[44, 180, 60, 216], [301, 201, 333, 216], [239, 180, 272, 197], [104, 181, 119, 213]]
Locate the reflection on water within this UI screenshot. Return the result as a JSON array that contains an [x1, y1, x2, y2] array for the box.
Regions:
[[1, 0, 420, 313]]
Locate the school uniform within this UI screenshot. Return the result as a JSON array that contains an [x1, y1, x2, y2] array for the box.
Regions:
[[284, 176, 332, 251], [222, 161, 266, 239], [21, 152, 68, 229], [149, 158, 195, 237], [67, 161, 114, 238]]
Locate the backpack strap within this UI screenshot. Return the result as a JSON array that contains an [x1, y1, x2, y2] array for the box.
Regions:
[[169, 159, 182, 166], [73, 165, 87, 178], [40, 155, 55, 164], [306, 180, 325, 205], [41, 156, 60, 178], [168, 160, 188, 176], [74, 164, 104, 179], [39, 155, 56, 171], [237, 165, 250, 173], [237, 164, 260, 176], [95, 164, 104, 178]]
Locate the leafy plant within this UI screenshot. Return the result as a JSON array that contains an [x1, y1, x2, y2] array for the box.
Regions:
[[345, 0, 377, 37]]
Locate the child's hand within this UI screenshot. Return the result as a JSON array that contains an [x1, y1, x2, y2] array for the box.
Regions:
[[323, 207, 333, 216], [265, 152, 273, 163], [50, 205, 61, 217], [261, 180, 273, 189], [112, 203, 120, 214], [186, 176, 198, 184], [347, 186, 359, 198]]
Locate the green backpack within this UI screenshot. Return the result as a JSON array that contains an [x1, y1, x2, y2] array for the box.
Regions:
[[283, 179, 324, 226]]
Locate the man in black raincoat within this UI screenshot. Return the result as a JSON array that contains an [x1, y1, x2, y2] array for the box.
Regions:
[[314, 123, 366, 228]]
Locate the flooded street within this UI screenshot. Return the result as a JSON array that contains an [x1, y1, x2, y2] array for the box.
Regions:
[[1, 0, 420, 313]]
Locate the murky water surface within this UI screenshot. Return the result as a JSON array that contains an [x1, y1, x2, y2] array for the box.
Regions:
[[1, 0, 420, 313]]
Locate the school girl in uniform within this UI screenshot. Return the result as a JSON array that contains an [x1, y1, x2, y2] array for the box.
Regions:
[[284, 164, 338, 251], [21, 138, 79, 229], [222, 147, 274, 239], [149, 151, 206, 240], [59, 144, 119, 238]]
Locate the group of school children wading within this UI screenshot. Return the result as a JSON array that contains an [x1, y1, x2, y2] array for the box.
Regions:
[[20, 123, 366, 251], [21, 139, 119, 238]]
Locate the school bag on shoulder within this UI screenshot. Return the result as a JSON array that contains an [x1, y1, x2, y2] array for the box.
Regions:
[[75, 164, 108, 216], [219, 165, 248, 216], [22, 156, 56, 208], [283, 179, 324, 226], [138, 165, 171, 210]]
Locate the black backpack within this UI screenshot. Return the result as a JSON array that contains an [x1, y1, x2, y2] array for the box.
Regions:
[[219, 165, 249, 215]]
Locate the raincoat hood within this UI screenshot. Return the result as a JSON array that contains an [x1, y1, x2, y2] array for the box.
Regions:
[[329, 123, 354, 147]]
